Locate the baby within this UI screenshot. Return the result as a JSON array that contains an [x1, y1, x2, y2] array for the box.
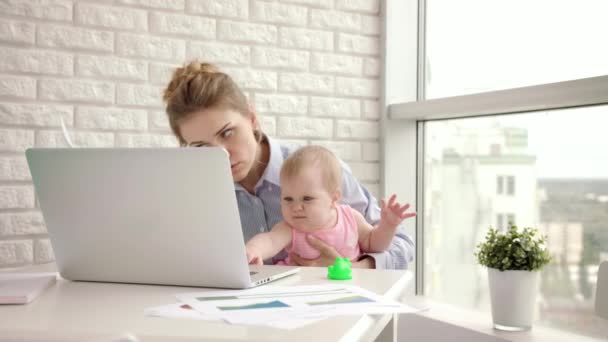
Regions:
[[245, 145, 414, 266]]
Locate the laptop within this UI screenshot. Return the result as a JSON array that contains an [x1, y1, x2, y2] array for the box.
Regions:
[[25, 147, 299, 289]]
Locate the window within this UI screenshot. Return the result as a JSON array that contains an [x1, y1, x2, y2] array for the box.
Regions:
[[496, 176, 503, 195], [496, 176, 515, 196], [421, 108, 608, 339], [496, 214, 503, 230], [506, 213, 515, 227], [506, 176, 515, 196], [496, 213, 516, 230], [383, 1, 608, 338]]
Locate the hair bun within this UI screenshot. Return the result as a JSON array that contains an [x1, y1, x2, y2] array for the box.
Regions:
[[163, 61, 221, 102], [177, 61, 220, 80], [195, 62, 220, 74]]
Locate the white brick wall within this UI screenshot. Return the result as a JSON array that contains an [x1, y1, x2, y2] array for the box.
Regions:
[[0, 76, 36, 99], [37, 24, 114, 52], [1, 48, 74, 76], [0, 240, 34, 266], [0, 19, 35, 44], [0, 0, 383, 268], [75, 3, 148, 31]]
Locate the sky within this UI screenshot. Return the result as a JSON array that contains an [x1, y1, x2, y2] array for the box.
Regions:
[[425, 0, 608, 179]]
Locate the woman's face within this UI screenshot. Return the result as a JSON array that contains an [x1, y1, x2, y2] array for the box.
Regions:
[[179, 106, 259, 182]]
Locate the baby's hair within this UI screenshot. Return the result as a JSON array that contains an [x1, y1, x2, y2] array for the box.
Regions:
[[162, 61, 253, 146], [281, 146, 342, 193]]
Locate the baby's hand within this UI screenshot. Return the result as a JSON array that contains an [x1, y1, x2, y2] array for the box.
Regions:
[[246, 246, 263, 265], [380, 194, 416, 228]]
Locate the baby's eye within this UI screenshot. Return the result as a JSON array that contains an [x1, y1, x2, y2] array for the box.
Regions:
[[303, 196, 314, 202], [220, 128, 234, 139], [283, 197, 293, 202]]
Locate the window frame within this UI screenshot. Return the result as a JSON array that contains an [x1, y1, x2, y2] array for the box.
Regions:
[[382, 0, 608, 296]]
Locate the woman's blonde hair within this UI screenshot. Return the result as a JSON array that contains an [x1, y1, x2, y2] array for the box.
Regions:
[[281, 146, 342, 194], [163, 61, 255, 146]]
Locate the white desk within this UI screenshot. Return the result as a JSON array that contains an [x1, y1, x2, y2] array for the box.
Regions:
[[0, 264, 411, 342]]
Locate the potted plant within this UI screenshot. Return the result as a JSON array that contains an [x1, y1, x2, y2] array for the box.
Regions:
[[475, 224, 551, 331]]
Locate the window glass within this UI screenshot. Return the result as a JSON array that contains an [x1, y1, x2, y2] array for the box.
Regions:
[[423, 106, 608, 338], [426, 0, 608, 99]]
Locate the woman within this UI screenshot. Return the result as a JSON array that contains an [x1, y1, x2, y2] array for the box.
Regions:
[[163, 61, 415, 269]]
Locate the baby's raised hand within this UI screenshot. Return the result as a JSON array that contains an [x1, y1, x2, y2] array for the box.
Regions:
[[380, 194, 416, 228]]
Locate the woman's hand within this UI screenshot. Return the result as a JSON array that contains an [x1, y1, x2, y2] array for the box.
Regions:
[[353, 256, 376, 269], [289, 236, 376, 269], [289, 235, 341, 267], [289, 237, 376, 269]]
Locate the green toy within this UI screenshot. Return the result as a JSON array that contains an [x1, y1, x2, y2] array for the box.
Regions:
[[327, 257, 352, 280]]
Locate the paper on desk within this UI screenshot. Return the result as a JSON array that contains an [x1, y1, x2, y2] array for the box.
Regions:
[[144, 302, 321, 329], [176, 284, 420, 326], [144, 303, 219, 321]]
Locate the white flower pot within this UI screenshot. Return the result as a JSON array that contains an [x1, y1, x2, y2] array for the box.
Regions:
[[488, 268, 539, 331]]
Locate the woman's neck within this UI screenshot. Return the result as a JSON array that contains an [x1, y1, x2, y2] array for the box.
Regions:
[[240, 139, 270, 194]]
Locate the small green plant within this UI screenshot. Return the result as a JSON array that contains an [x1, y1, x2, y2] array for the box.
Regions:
[[475, 225, 551, 271]]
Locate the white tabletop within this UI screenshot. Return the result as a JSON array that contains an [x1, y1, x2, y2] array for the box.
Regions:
[[0, 264, 411, 342]]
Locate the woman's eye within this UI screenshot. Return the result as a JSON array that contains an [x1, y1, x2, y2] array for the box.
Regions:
[[221, 129, 234, 139]]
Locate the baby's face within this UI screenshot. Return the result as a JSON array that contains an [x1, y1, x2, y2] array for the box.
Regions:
[[280, 167, 337, 232]]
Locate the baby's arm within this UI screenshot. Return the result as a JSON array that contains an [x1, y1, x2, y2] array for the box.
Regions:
[[354, 194, 414, 253], [353, 208, 385, 253], [245, 222, 292, 264]]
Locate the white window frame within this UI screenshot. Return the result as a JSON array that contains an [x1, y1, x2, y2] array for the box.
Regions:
[[382, 0, 608, 295]]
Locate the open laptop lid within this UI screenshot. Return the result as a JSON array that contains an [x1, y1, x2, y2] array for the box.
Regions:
[[26, 147, 272, 288]]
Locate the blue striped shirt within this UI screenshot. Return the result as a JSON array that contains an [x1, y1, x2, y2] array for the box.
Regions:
[[234, 137, 415, 269]]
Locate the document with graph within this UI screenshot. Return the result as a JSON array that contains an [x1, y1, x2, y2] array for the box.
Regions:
[[176, 284, 420, 325]]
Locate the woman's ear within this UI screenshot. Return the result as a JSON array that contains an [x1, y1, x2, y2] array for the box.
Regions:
[[247, 103, 259, 129]]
